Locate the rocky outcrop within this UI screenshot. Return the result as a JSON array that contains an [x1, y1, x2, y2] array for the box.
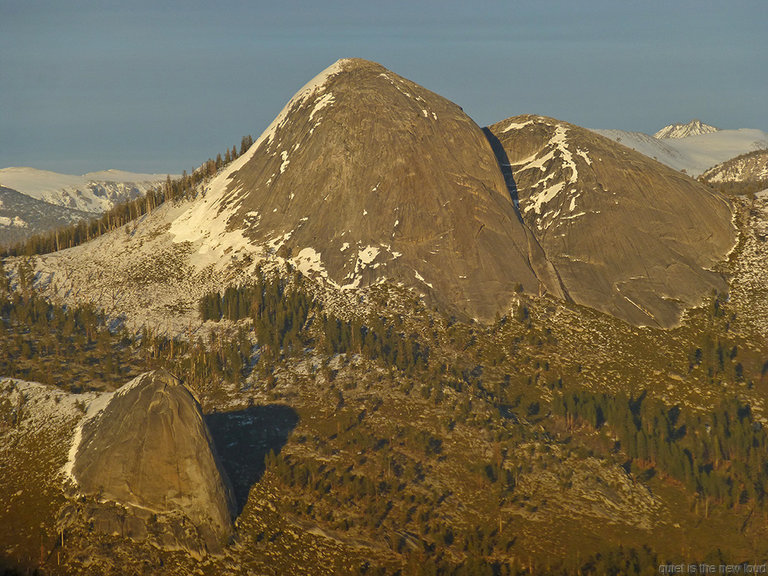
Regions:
[[487, 115, 736, 327], [69, 370, 235, 553]]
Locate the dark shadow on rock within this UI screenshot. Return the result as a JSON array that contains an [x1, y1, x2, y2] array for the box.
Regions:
[[482, 127, 520, 212], [205, 405, 299, 516], [482, 126, 572, 301]]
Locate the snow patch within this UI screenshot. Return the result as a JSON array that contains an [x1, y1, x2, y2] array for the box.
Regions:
[[358, 246, 380, 265], [295, 247, 328, 278], [267, 231, 293, 253], [519, 148, 556, 173], [414, 271, 433, 289], [550, 125, 578, 184], [503, 119, 534, 132], [309, 92, 335, 122], [576, 148, 593, 165], [280, 151, 290, 174], [0, 216, 27, 228], [525, 182, 565, 215], [168, 128, 265, 266]]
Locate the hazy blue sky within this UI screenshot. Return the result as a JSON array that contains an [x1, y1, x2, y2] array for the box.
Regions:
[[1, 0, 765, 174]]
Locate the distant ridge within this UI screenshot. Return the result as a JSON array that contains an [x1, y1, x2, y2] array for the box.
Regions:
[[700, 148, 768, 184], [593, 126, 768, 177], [654, 119, 719, 139], [0, 167, 171, 214], [0, 167, 173, 247]]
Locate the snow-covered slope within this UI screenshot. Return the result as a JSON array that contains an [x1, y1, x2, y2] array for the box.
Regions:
[[592, 128, 768, 176], [700, 149, 768, 184], [0, 186, 93, 247], [654, 119, 719, 139], [0, 167, 171, 213]]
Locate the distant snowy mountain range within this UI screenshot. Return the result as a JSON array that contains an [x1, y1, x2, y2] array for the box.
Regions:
[[653, 119, 720, 139], [593, 120, 768, 177], [0, 167, 170, 213], [0, 167, 172, 246]]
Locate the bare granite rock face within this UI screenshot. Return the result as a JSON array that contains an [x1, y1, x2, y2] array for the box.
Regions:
[[70, 370, 235, 553], [213, 58, 562, 321], [487, 115, 737, 327]]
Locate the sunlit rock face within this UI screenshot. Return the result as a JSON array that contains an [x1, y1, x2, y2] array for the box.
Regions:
[[488, 115, 736, 327], [71, 370, 235, 552], [182, 58, 560, 322]]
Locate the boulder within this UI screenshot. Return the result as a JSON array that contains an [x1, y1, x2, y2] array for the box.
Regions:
[[70, 370, 235, 552]]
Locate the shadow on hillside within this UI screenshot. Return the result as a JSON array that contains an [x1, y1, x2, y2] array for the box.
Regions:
[[0, 556, 31, 576], [205, 404, 299, 516], [482, 127, 520, 213]]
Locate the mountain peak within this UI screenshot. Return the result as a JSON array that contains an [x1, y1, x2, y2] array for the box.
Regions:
[[488, 114, 735, 327], [654, 119, 719, 139], [170, 59, 559, 321]]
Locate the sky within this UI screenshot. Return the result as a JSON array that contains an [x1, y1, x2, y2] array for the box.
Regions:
[[1, 0, 766, 175]]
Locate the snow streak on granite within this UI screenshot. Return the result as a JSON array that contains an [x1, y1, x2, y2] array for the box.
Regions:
[[168, 60, 348, 269], [62, 386, 119, 482], [509, 118, 582, 230], [169, 138, 264, 267]]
